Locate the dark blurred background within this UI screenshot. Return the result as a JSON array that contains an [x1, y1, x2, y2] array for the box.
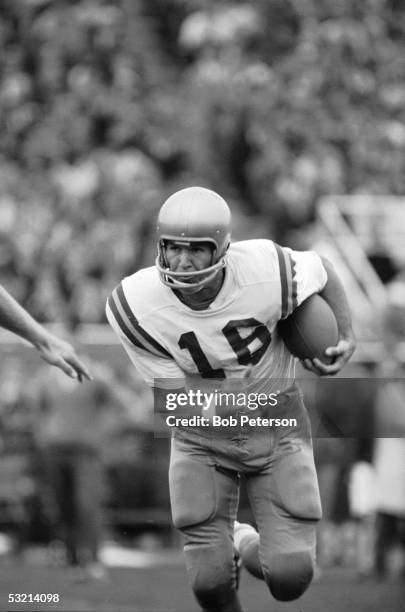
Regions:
[[1, 0, 404, 328]]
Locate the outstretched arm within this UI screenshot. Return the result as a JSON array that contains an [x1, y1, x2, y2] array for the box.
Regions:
[[302, 257, 356, 376], [0, 285, 91, 381]]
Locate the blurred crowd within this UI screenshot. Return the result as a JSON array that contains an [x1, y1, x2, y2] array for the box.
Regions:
[[0, 355, 169, 574], [177, 0, 405, 239], [0, 0, 404, 328], [0, 0, 181, 327]]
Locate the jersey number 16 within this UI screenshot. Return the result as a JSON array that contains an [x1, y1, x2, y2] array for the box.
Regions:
[[178, 318, 271, 379]]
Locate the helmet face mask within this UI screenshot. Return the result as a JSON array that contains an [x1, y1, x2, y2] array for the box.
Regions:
[[157, 238, 226, 290], [156, 187, 231, 290]]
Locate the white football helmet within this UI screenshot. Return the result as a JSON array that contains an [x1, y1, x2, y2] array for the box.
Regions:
[[156, 186, 231, 289]]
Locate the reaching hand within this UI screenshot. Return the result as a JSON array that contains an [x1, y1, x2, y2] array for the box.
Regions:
[[37, 333, 92, 382], [301, 337, 356, 377]]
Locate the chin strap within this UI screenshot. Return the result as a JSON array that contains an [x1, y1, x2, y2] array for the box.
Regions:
[[155, 255, 226, 290]]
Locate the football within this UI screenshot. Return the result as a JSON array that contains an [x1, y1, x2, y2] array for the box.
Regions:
[[278, 294, 339, 362]]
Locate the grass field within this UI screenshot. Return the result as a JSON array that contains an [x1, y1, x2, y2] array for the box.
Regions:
[[0, 550, 403, 612]]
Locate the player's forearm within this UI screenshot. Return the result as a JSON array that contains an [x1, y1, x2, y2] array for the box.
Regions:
[[318, 258, 355, 341], [0, 286, 91, 381], [0, 286, 51, 349]]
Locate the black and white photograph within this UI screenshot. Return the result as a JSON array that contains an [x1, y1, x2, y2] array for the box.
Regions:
[[0, 1, 404, 611]]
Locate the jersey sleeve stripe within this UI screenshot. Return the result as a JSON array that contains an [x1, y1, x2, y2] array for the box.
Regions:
[[288, 252, 298, 311], [115, 283, 172, 358], [275, 244, 289, 318], [283, 250, 293, 316], [107, 294, 149, 352], [285, 251, 298, 315], [109, 290, 171, 358], [275, 245, 298, 318]]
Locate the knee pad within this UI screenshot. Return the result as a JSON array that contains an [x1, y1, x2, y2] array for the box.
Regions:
[[184, 543, 235, 607], [169, 454, 216, 528], [264, 551, 314, 602], [169, 446, 238, 529], [273, 452, 322, 521]]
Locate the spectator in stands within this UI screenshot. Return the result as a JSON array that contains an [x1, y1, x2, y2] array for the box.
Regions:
[[373, 435, 405, 580], [1, 0, 405, 329], [32, 358, 139, 580], [372, 281, 405, 579]]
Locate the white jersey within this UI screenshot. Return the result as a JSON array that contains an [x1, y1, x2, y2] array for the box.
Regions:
[[106, 239, 327, 395]]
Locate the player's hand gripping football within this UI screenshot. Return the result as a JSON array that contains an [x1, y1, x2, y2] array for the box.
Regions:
[[301, 335, 356, 376], [36, 332, 92, 382]]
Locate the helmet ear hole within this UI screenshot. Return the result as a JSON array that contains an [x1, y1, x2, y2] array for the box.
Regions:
[[160, 240, 169, 268]]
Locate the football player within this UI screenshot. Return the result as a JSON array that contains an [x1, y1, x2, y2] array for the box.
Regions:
[[0, 284, 91, 381], [106, 187, 355, 612]]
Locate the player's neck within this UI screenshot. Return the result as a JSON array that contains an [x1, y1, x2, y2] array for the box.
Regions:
[[174, 270, 225, 310]]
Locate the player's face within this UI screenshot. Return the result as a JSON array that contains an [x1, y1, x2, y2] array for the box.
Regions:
[[165, 242, 214, 294]]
